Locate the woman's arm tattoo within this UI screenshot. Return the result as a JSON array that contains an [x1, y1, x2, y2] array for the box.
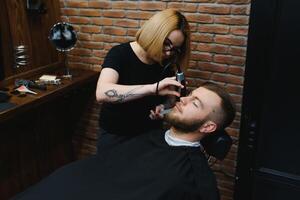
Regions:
[[104, 86, 144, 103]]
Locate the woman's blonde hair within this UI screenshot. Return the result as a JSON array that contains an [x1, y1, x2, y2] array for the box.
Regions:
[[135, 9, 190, 70]]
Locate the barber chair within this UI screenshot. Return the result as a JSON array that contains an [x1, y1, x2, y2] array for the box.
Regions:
[[201, 129, 233, 161]]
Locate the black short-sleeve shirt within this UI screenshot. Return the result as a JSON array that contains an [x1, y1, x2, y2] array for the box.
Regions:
[[99, 42, 174, 135]]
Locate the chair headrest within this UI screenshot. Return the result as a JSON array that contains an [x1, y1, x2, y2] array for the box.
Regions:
[[201, 129, 233, 160]]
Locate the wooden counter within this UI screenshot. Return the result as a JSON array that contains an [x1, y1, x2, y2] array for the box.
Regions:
[[0, 68, 99, 200], [0, 68, 99, 122]]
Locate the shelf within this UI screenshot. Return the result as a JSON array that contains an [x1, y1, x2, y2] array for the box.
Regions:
[[0, 68, 99, 123]]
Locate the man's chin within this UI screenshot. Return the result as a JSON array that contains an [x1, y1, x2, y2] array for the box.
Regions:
[[164, 109, 177, 121], [164, 112, 172, 124], [165, 111, 203, 133], [164, 111, 183, 128]]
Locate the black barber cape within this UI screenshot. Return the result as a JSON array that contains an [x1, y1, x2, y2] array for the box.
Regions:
[[12, 130, 220, 200]]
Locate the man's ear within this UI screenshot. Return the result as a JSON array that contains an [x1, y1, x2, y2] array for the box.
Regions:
[[199, 121, 217, 134]]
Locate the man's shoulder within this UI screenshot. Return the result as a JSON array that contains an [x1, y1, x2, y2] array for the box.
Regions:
[[145, 129, 166, 135], [108, 129, 165, 150], [190, 155, 220, 200], [190, 154, 216, 182], [131, 129, 166, 146]]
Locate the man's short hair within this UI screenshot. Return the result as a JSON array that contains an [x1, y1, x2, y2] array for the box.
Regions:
[[201, 82, 236, 129]]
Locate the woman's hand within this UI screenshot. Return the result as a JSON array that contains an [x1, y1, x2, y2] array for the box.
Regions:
[[149, 104, 165, 120], [153, 77, 183, 97]]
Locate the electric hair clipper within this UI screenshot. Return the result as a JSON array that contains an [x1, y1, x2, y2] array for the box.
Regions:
[[175, 63, 186, 100], [176, 71, 186, 97], [160, 67, 186, 115]]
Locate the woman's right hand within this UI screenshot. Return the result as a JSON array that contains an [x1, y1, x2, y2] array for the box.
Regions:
[[153, 76, 183, 97]]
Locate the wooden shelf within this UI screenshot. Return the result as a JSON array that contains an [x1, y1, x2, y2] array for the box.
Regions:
[[0, 68, 99, 123]]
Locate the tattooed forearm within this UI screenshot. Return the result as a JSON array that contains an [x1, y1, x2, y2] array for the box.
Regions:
[[104, 86, 144, 103]]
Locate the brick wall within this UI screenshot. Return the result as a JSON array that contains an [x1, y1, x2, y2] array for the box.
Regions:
[[59, 1, 251, 200]]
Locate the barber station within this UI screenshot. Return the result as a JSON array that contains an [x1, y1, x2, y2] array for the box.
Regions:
[[0, 1, 299, 200]]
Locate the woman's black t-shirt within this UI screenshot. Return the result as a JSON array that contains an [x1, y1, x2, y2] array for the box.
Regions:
[[99, 42, 174, 136]]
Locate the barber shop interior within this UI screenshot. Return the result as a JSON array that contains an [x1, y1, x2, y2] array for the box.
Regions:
[[1, 0, 299, 200]]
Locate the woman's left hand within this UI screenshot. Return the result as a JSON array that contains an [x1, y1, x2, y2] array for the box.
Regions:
[[149, 104, 165, 120]]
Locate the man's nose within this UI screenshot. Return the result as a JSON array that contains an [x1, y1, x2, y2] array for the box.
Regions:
[[180, 96, 188, 105]]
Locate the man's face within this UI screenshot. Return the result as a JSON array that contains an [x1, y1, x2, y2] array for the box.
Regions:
[[165, 87, 222, 132]]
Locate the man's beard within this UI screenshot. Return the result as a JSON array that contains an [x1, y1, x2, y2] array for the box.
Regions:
[[164, 111, 206, 133]]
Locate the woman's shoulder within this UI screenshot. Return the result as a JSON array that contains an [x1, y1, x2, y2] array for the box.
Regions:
[[110, 42, 132, 52], [104, 42, 132, 60]]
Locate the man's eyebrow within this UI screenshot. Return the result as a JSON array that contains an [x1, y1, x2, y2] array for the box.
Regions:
[[195, 96, 204, 108]]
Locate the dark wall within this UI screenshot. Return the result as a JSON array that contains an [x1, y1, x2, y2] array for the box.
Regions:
[[0, 0, 63, 84], [235, 0, 300, 199]]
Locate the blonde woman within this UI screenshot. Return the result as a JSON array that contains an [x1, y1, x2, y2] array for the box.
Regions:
[[96, 9, 191, 150]]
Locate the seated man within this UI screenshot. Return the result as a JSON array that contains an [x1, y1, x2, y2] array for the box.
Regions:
[[11, 82, 235, 200]]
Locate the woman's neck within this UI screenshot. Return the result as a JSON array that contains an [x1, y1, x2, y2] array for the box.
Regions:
[[130, 41, 155, 65]]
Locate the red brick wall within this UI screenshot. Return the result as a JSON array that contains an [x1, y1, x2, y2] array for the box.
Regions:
[[59, 1, 251, 200]]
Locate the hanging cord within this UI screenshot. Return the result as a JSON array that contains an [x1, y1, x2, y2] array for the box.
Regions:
[[155, 60, 174, 95], [155, 51, 180, 96], [207, 138, 239, 178]]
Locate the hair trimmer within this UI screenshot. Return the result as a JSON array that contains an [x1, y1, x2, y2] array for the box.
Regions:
[[175, 63, 186, 100], [160, 62, 187, 115]]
